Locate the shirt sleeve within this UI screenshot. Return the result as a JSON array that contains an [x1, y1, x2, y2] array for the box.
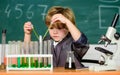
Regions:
[[73, 32, 88, 48], [71, 32, 89, 59]]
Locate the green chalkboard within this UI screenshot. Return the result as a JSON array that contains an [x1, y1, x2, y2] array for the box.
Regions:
[[0, 0, 120, 44]]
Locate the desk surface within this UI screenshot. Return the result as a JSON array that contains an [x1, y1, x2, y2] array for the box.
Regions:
[[0, 67, 120, 75]]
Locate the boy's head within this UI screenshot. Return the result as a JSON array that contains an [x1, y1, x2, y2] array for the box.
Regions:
[[45, 6, 76, 42], [45, 6, 76, 28]]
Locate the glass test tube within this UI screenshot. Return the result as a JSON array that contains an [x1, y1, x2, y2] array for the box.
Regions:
[[39, 35, 43, 67], [23, 42, 30, 67], [8, 41, 12, 67], [34, 41, 39, 68], [47, 40, 52, 67], [30, 41, 34, 68], [0, 29, 7, 69], [16, 41, 22, 68], [11, 41, 17, 67], [1, 29, 6, 67], [43, 40, 48, 67]]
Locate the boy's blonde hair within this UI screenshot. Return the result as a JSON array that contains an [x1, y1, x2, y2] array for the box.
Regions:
[[45, 6, 76, 29]]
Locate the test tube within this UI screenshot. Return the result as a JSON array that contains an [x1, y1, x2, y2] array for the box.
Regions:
[[43, 40, 48, 67], [33, 41, 39, 68], [23, 42, 30, 67], [16, 41, 22, 68], [1, 29, 7, 69], [29, 41, 33, 67], [11, 41, 17, 67], [20, 42, 24, 67], [8, 41, 12, 67], [39, 35, 43, 67], [47, 40, 52, 67]]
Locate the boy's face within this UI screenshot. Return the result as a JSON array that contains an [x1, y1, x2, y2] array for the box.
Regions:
[[49, 28, 68, 42]]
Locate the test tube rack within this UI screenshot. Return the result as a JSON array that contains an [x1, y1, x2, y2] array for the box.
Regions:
[[6, 54, 53, 72]]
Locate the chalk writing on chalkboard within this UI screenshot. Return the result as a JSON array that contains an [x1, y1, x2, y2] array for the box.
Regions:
[[4, 4, 48, 20], [99, 5, 120, 29]]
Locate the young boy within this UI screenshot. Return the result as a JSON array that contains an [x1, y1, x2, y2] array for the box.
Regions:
[[24, 6, 89, 69]]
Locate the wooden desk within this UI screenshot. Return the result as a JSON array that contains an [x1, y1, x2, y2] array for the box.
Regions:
[[0, 67, 120, 75]]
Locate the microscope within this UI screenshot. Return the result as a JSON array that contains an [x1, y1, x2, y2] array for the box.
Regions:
[[89, 14, 120, 71]]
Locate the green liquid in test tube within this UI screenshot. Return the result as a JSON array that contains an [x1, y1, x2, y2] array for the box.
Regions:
[[17, 57, 20, 68], [47, 64, 51, 68], [35, 60, 38, 68], [22, 57, 25, 67], [31, 57, 34, 68], [11, 64, 17, 67], [26, 57, 29, 67], [40, 62, 43, 68]]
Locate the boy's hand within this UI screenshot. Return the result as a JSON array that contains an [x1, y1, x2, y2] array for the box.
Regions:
[[51, 14, 70, 24], [24, 21, 33, 34]]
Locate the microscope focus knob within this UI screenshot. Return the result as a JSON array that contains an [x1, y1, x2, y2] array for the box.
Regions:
[[114, 32, 120, 40]]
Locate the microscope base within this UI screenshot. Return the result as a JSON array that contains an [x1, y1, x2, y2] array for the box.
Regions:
[[89, 65, 117, 72]]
